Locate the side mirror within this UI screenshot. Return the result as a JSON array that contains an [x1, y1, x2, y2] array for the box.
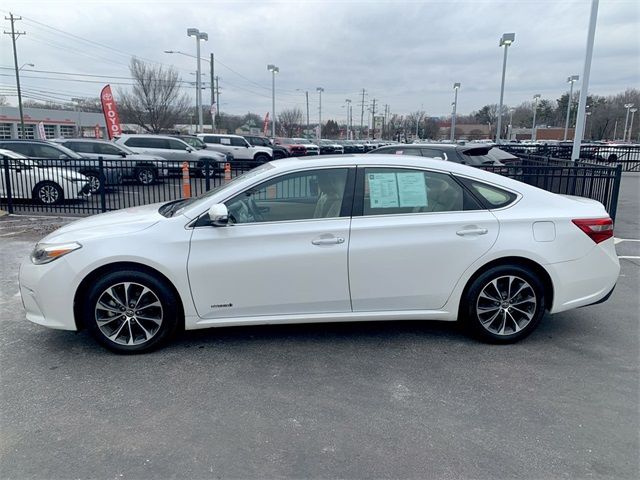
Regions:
[[120, 152, 127, 157], [207, 203, 229, 226], [59, 154, 68, 160], [186, 147, 193, 153]]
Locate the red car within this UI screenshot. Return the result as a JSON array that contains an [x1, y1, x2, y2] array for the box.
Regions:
[[274, 138, 308, 157]]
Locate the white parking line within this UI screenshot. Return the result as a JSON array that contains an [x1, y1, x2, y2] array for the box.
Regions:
[[0, 230, 26, 237]]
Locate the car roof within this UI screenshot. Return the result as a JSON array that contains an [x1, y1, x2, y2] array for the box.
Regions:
[[0, 148, 27, 158], [54, 138, 112, 144]]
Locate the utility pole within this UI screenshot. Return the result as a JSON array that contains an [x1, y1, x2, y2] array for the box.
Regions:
[[210, 53, 215, 132], [383, 104, 389, 140], [317, 87, 324, 142], [4, 13, 26, 138], [305, 91, 309, 135], [345, 99, 351, 140], [215, 76, 220, 127], [360, 88, 366, 139], [370, 98, 377, 139]]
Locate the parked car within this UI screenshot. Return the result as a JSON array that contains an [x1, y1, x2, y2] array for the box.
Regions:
[[196, 133, 272, 163], [0, 140, 122, 193], [243, 135, 289, 160], [369, 143, 519, 166], [273, 138, 308, 157], [20, 155, 618, 353], [114, 134, 228, 176], [53, 138, 167, 185], [0, 149, 90, 205], [293, 138, 320, 155], [318, 139, 344, 155]]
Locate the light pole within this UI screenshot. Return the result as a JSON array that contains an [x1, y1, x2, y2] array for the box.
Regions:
[[496, 32, 515, 144], [267, 64, 279, 137], [186, 28, 208, 133], [531, 94, 541, 141], [297, 89, 310, 135], [564, 75, 579, 140], [623, 103, 634, 142], [450, 82, 460, 141], [508, 108, 515, 141], [345, 99, 352, 140], [316, 87, 324, 141], [584, 111, 592, 140], [629, 108, 637, 142]]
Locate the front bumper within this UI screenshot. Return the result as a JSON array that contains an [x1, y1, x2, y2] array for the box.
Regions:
[[19, 257, 79, 331]]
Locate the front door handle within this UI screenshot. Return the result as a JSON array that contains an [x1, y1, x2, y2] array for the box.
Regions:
[[312, 237, 345, 246], [456, 228, 488, 236]]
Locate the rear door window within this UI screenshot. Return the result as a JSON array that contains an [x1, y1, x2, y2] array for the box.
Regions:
[[230, 137, 247, 147]]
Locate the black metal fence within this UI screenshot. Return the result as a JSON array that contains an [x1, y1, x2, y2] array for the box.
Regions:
[[0, 155, 623, 221], [480, 156, 622, 221], [500, 144, 640, 172]]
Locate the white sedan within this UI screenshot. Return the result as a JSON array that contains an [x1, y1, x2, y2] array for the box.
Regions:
[[0, 148, 90, 204], [19, 155, 619, 353]]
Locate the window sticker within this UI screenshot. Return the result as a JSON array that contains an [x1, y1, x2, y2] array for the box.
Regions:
[[397, 172, 428, 207], [368, 173, 399, 208], [220, 138, 231, 145]]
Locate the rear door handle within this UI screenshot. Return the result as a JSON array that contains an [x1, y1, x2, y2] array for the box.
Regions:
[[312, 237, 345, 246], [456, 228, 488, 236]]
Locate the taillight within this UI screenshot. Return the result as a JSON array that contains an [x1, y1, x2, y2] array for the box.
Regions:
[[572, 218, 614, 244]]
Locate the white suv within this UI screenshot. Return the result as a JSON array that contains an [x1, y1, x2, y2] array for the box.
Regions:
[[197, 134, 272, 163]]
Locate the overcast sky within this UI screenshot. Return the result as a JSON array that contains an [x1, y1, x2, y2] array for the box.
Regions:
[[1, 0, 638, 122]]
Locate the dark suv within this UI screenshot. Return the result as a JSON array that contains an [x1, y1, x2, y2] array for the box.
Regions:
[[0, 140, 122, 193], [243, 135, 289, 160], [369, 143, 519, 166]]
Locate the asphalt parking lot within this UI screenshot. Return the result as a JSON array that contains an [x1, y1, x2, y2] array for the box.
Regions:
[[0, 175, 638, 479]]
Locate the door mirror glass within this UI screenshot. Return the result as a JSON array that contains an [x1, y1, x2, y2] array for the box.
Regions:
[[207, 203, 229, 226]]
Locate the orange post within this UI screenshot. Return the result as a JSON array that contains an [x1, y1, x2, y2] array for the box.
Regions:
[[224, 162, 232, 182], [181, 162, 191, 198]]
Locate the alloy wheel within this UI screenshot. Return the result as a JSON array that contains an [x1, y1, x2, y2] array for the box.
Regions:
[[475, 275, 537, 336], [95, 282, 163, 346], [38, 184, 60, 204], [87, 175, 101, 193]]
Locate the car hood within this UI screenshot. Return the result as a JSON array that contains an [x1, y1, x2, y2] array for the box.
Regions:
[[42, 203, 164, 244]]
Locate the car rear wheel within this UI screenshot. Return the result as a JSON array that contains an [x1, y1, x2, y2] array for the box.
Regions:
[[81, 171, 103, 193], [462, 265, 545, 343], [135, 166, 156, 185], [33, 181, 64, 205], [82, 270, 180, 353]]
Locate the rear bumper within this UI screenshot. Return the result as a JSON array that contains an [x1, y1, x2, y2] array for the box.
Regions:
[[546, 239, 620, 313]]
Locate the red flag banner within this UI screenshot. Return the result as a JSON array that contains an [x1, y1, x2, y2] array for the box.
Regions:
[[100, 85, 122, 139], [262, 112, 270, 136]]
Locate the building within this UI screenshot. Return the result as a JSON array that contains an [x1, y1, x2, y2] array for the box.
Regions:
[[512, 126, 576, 141], [439, 121, 490, 140], [0, 106, 107, 140]]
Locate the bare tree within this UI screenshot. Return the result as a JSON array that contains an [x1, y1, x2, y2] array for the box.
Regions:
[[278, 107, 303, 137], [0, 95, 8, 106], [119, 58, 190, 133]]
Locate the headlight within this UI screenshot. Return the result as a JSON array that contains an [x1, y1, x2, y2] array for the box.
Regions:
[[31, 242, 82, 265]]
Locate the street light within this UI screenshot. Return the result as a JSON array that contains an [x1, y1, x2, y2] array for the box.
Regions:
[[629, 108, 638, 142], [623, 103, 634, 142], [345, 99, 352, 140], [18, 62, 34, 71], [317, 87, 324, 141], [508, 107, 515, 141], [297, 89, 310, 135], [564, 75, 579, 140], [267, 64, 279, 137], [450, 82, 460, 142], [531, 94, 541, 141], [187, 28, 208, 133], [496, 32, 515, 143]]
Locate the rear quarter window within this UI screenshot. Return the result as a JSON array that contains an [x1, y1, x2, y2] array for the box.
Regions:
[[457, 177, 518, 209]]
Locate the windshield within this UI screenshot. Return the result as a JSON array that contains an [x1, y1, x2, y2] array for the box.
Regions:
[[161, 162, 275, 217], [112, 142, 135, 154]]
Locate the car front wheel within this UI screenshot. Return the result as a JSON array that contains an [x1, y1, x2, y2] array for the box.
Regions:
[[82, 270, 180, 353], [33, 181, 64, 205], [462, 265, 545, 344], [135, 167, 156, 185]]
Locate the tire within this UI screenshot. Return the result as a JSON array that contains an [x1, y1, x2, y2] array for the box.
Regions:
[[33, 181, 64, 205], [200, 158, 219, 178], [607, 154, 618, 163], [81, 170, 103, 193], [82, 270, 180, 354], [273, 150, 287, 160], [135, 166, 157, 185], [461, 264, 546, 344], [254, 153, 270, 163]]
